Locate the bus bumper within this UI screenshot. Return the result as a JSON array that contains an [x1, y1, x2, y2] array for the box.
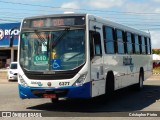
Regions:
[[18, 82, 91, 99]]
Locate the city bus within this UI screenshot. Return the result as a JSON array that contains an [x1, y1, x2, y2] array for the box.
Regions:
[[18, 14, 152, 102]]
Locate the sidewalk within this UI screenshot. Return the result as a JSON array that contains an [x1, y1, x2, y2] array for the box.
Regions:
[[147, 75, 160, 80], [0, 69, 7, 80]]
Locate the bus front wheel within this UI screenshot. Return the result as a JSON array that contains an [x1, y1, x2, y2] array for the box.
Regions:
[[51, 98, 59, 103], [105, 71, 114, 97]]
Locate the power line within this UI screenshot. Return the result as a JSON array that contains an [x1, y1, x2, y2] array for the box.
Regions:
[[106, 17, 160, 21], [1, 13, 160, 27], [1, 0, 160, 15], [140, 28, 160, 30], [0, 11, 36, 16], [1, 15, 160, 28], [118, 21, 160, 24], [0, 18, 19, 22], [122, 24, 160, 26], [0, 7, 62, 13], [0, 1, 59, 9], [0, 16, 23, 19], [1, 1, 160, 31], [1, 15, 160, 26], [1, 9, 160, 22]]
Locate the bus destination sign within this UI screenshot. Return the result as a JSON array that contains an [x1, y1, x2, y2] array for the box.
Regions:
[[52, 18, 75, 26], [23, 16, 85, 28], [32, 20, 44, 28]]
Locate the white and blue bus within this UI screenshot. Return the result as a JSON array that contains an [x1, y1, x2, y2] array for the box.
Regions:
[[18, 14, 152, 102]]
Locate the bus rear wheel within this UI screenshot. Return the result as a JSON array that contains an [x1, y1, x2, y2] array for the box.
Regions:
[[135, 71, 144, 90]]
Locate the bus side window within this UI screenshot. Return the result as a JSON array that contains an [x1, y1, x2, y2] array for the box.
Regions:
[[134, 34, 140, 54], [89, 31, 102, 60]]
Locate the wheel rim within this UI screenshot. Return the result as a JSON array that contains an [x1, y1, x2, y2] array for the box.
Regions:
[[140, 75, 143, 88]]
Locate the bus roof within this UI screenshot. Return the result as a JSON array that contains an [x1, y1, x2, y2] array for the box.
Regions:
[[22, 13, 150, 38], [23, 13, 87, 20], [87, 14, 150, 37]]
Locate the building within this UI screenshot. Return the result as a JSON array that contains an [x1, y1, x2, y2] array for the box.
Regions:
[[153, 48, 160, 50], [0, 23, 20, 68]]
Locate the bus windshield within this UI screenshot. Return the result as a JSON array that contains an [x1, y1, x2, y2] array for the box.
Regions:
[[20, 29, 85, 71]]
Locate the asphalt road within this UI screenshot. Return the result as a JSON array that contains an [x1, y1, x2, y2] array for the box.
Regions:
[[0, 76, 160, 118]]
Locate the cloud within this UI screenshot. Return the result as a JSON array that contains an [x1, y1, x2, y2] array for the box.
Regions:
[[86, 0, 124, 9], [122, 1, 160, 15], [14, 0, 50, 2], [61, 2, 80, 9], [123, 2, 154, 13], [152, 0, 160, 2], [150, 31, 160, 48]]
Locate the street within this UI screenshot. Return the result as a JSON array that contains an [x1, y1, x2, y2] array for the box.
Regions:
[[0, 76, 160, 117]]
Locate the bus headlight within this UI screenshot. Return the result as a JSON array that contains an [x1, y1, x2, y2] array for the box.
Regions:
[[19, 75, 28, 87], [73, 73, 87, 86], [10, 71, 13, 74]]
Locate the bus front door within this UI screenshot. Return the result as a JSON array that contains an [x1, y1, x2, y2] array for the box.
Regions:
[[89, 21, 105, 97]]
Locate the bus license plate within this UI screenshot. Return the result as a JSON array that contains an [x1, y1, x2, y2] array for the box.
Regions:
[[43, 94, 56, 98]]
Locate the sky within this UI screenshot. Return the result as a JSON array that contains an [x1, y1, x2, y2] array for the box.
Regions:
[[0, 0, 160, 48]]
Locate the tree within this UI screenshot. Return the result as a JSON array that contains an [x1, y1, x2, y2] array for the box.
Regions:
[[152, 49, 160, 54]]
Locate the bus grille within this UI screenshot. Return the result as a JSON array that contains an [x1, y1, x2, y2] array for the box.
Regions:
[[23, 63, 84, 80], [25, 73, 76, 80], [31, 89, 68, 98]]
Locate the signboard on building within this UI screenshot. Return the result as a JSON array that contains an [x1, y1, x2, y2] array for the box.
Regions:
[[0, 23, 20, 47]]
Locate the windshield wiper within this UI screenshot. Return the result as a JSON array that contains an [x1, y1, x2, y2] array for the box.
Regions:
[[52, 27, 70, 49], [34, 30, 47, 47], [66, 52, 83, 61]]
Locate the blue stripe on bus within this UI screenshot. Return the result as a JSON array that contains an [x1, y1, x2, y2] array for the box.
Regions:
[[18, 82, 91, 99]]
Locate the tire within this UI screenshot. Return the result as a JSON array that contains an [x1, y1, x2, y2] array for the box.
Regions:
[[135, 71, 144, 91], [51, 98, 59, 103], [105, 72, 114, 97]]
